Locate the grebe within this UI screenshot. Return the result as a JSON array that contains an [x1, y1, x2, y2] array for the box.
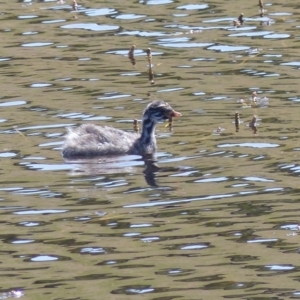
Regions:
[[62, 100, 181, 159]]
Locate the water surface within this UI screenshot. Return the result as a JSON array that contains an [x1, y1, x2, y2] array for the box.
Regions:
[[0, 0, 300, 299]]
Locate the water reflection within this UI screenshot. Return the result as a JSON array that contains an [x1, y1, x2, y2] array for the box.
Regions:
[[62, 155, 160, 186], [2, 0, 300, 299]]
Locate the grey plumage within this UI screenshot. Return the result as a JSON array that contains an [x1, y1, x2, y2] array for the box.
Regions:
[[62, 100, 181, 159]]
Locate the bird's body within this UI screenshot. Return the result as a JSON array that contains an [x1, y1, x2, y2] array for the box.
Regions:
[[62, 100, 181, 159]]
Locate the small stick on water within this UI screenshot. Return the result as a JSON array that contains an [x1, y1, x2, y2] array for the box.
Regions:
[[133, 119, 139, 133], [235, 111, 240, 132], [252, 91, 258, 105], [72, 0, 78, 11], [148, 67, 154, 85], [13, 126, 26, 138], [259, 0, 264, 16], [146, 48, 155, 85], [249, 115, 258, 134], [238, 13, 244, 25], [128, 45, 136, 66], [146, 48, 152, 61]]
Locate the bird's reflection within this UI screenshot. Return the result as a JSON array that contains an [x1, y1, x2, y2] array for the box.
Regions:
[[64, 154, 161, 187], [143, 154, 160, 186]]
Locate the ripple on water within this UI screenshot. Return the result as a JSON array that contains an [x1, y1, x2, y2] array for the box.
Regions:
[[157, 87, 184, 93], [97, 92, 131, 100], [22, 31, 39, 35], [80, 247, 107, 254], [228, 31, 273, 37], [61, 23, 119, 31], [21, 42, 54, 47], [26, 255, 71, 262], [156, 36, 190, 43], [203, 17, 234, 23], [287, 96, 300, 102], [281, 61, 300, 68], [247, 238, 278, 244], [30, 83, 52, 88], [227, 26, 257, 32], [264, 264, 295, 271], [105, 49, 148, 56], [141, 237, 159, 243], [207, 44, 250, 52], [18, 221, 49, 227], [279, 224, 300, 231], [0, 99, 26, 107], [0, 152, 18, 158], [180, 243, 210, 250], [56, 112, 111, 121], [118, 30, 167, 37], [42, 19, 66, 24], [240, 69, 279, 77], [194, 177, 228, 183], [264, 33, 290, 39], [14, 209, 68, 215], [114, 14, 146, 20], [18, 123, 73, 131], [18, 15, 38, 19], [269, 12, 292, 16], [176, 4, 209, 10], [84, 8, 118, 17], [156, 268, 194, 276], [12, 239, 35, 244], [217, 142, 280, 148], [45, 4, 72, 11], [159, 42, 213, 48], [144, 0, 174, 4], [243, 176, 274, 182], [21, 162, 76, 172], [112, 286, 155, 295], [120, 72, 142, 76]]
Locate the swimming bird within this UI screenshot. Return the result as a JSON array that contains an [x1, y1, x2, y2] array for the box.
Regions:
[[62, 100, 181, 159]]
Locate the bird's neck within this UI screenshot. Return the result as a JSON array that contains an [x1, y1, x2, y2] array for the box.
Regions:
[[140, 117, 156, 146]]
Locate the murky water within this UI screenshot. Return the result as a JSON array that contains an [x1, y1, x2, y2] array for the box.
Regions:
[[1, 0, 300, 299]]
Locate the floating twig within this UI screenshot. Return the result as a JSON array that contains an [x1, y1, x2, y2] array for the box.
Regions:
[[146, 48, 152, 61], [252, 91, 257, 105], [235, 111, 240, 132], [148, 67, 154, 85], [72, 0, 78, 11], [259, 0, 264, 13], [133, 119, 139, 133], [146, 48, 155, 85], [238, 13, 244, 25], [239, 49, 264, 65], [249, 115, 258, 134], [128, 45, 136, 66]]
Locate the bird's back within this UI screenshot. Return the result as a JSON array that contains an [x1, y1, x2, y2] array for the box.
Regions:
[[62, 124, 140, 159]]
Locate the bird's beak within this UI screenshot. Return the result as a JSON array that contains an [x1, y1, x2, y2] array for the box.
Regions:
[[170, 110, 182, 117]]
